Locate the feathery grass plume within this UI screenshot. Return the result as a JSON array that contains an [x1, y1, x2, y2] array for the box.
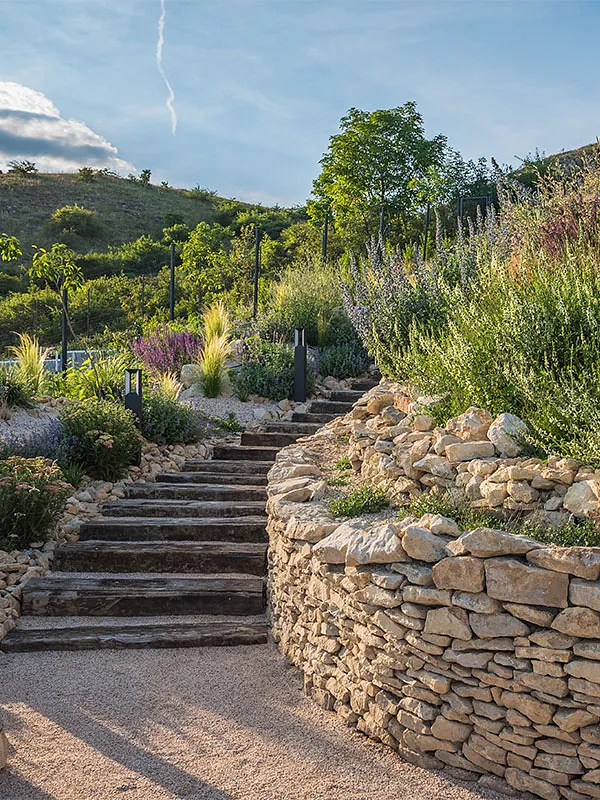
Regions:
[[199, 333, 230, 398], [9, 333, 50, 396], [202, 300, 230, 341], [155, 370, 183, 401]]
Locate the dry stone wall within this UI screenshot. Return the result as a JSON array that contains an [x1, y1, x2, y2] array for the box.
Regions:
[[267, 385, 600, 800]]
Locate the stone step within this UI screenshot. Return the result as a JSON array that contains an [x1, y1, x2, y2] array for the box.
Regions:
[[265, 421, 322, 435], [212, 445, 279, 462], [240, 431, 301, 448], [80, 516, 268, 542], [125, 483, 267, 502], [183, 459, 274, 474], [53, 540, 267, 575], [22, 573, 265, 617], [156, 472, 268, 486], [308, 399, 355, 415], [0, 618, 268, 652], [101, 499, 267, 518], [328, 389, 367, 402], [290, 412, 336, 424]]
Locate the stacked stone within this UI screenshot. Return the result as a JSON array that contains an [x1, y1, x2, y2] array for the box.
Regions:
[[267, 438, 600, 800], [346, 383, 600, 523]]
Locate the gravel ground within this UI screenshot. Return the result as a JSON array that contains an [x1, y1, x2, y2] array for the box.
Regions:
[[182, 395, 281, 426], [0, 643, 504, 800]]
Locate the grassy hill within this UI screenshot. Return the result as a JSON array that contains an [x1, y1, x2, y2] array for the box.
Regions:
[[0, 172, 237, 260]]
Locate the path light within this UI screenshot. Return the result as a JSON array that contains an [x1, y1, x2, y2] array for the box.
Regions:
[[124, 369, 143, 427]]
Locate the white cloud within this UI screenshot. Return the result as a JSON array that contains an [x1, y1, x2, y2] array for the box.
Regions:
[[0, 82, 135, 174]]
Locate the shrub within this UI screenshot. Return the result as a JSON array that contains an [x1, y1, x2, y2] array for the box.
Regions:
[[8, 333, 50, 396], [48, 204, 101, 241], [261, 258, 354, 346], [60, 399, 141, 481], [77, 167, 96, 182], [319, 340, 370, 379], [130, 325, 202, 374], [0, 456, 72, 550], [7, 159, 38, 174], [231, 336, 315, 401], [64, 355, 131, 402], [329, 485, 388, 517], [0, 367, 33, 409], [142, 394, 202, 444]]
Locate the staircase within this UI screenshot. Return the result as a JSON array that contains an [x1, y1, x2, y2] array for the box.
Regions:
[[1, 380, 377, 652]]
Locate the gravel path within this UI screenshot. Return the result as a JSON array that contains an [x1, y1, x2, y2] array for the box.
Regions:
[[0, 643, 504, 800]]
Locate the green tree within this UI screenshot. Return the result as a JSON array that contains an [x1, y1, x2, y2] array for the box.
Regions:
[[310, 103, 447, 249], [0, 234, 22, 262]]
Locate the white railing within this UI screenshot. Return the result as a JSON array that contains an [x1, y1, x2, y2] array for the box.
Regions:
[[0, 350, 114, 373]]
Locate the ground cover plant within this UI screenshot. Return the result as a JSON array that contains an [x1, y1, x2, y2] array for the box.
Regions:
[[329, 485, 389, 518], [231, 335, 315, 401], [141, 394, 202, 444]]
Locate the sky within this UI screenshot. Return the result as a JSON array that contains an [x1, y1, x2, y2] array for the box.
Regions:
[[0, 0, 599, 206]]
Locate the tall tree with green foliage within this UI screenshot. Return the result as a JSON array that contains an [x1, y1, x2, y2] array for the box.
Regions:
[[310, 103, 448, 249]]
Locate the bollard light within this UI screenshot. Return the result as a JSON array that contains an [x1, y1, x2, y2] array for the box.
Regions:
[[124, 368, 143, 428], [293, 328, 307, 403]]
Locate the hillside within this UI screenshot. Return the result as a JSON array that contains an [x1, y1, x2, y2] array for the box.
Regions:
[[0, 172, 235, 260]]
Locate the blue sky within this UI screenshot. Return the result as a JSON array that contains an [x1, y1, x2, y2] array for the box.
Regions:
[[0, 0, 599, 205]]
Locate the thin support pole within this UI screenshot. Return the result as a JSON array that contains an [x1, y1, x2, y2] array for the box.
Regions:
[[253, 225, 260, 319], [140, 275, 146, 319], [322, 208, 329, 263], [61, 286, 68, 373], [423, 203, 431, 262], [169, 243, 176, 322], [379, 203, 386, 243], [86, 286, 90, 338]]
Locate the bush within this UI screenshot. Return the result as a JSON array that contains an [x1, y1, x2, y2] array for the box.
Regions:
[[0, 367, 33, 409], [261, 258, 355, 346], [0, 457, 72, 549], [329, 485, 388, 517], [64, 355, 131, 402], [142, 394, 202, 444], [130, 325, 202, 374], [231, 336, 314, 401], [60, 399, 141, 481], [319, 340, 370, 379], [48, 204, 101, 241]]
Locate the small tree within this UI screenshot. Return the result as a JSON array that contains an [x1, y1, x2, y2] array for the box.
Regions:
[[0, 233, 22, 262], [7, 160, 38, 175]]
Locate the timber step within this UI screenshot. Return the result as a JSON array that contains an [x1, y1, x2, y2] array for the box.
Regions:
[[290, 412, 336, 424], [22, 573, 265, 617], [80, 516, 268, 543], [183, 458, 274, 474], [265, 421, 322, 435], [307, 399, 357, 415], [101, 499, 267, 519], [53, 541, 267, 575], [0, 618, 268, 652], [156, 472, 268, 486], [327, 389, 369, 402], [212, 445, 280, 462], [125, 483, 266, 502], [240, 431, 302, 448]]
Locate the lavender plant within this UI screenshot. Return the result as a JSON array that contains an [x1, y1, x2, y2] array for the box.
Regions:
[[130, 325, 202, 375]]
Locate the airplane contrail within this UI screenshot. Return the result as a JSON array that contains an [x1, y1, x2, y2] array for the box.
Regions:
[[157, 0, 177, 135]]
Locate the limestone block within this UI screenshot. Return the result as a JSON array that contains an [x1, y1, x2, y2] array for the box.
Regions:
[[446, 407, 493, 442], [527, 548, 600, 581], [566, 661, 600, 685], [505, 767, 560, 800], [412, 454, 455, 479], [552, 607, 600, 639], [432, 556, 485, 593], [424, 606, 472, 641], [418, 514, 461, 537], [500, 691, 556, 725], [402, 526, 448, 563], [345, 522, 407, 566], [487, 413, 528, 457], [403, 585, 452, 606], [458, 528, 541, 558], [312, 520, 367, 563], [506, 480, 540, 504], [571, 579, 600, 612], [469, 612, 529, 639], [479, 479, 508, 507], [563, 481, 600, 518], [431, 716, 472, 742], [445, 441, 496, 463], [485, 558, 569, 608]]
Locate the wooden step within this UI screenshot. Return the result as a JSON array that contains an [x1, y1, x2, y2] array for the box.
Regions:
[[80, 516, 267, 542], [290, 412, 335, 424], [53, 541, 267, 575], [308, 399, 355, 415], [22, 573, 265, 617], [0, 618, 268, 652], [183, 459, 274, 474], [101, 499, 267, 518], [265, 421, 322, 435], [125, 483, 267, 502], [328, 389, 366, 402], [240, 431, 301, 448], [157, 472, 268, 486], [212, 445, 279, 462]]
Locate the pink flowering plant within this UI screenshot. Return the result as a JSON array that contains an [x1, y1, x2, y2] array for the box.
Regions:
[[60, 399, 142, 481], [0, 456, 72, 549], [130, 325, 202, 375]]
